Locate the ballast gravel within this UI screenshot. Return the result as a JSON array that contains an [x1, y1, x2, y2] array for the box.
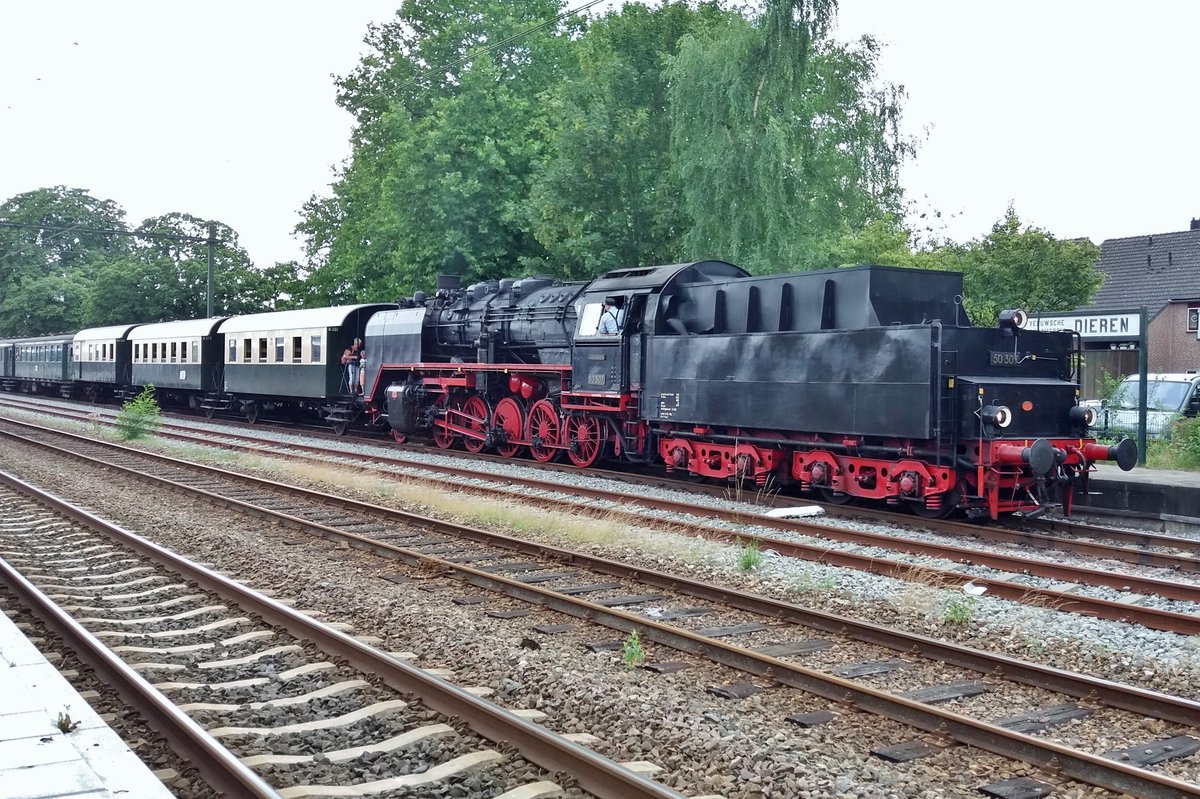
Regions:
[[2, 423, 1196, 797]]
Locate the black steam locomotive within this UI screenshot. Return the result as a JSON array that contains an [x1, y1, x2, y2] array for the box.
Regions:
[[362, 261, 1135, 519]]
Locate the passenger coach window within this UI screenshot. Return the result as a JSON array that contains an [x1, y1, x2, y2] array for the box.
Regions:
[[292, 336, 302, 363], [243, 339, 252, 361], [191, 341, 199, 363], [258, 338, 267, 362], [228, 340, 237, 363], [311, 336, 321, 362], [170, 342, 178, 363], [274, 337, 284, 362]]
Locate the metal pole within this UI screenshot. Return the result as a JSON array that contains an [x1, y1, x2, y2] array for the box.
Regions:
[[1137, 305, 1148, 466], [206, 221, 216, 317]]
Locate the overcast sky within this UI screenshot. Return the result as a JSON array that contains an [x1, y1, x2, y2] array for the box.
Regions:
[[2, 1, 1197, 269]]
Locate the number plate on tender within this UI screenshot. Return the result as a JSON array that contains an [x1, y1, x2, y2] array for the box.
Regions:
[[989, 351, 1019, 366]]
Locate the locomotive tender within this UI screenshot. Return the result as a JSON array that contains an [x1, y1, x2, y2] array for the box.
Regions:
[[365, 261, 1135, 519], [0, 261, 1135, 519]]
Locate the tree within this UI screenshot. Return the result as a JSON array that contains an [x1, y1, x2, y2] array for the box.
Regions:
[[667, 1, 912, 273], [0, 186, 130, 335], [80, 213, 281, 325], [947, 206, 1102, 325], [298, 0, 571, 301], [522, 2, 721, 277]]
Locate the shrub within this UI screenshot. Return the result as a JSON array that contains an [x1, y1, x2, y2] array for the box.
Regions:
[[116, 386, 161, 440], [1147, 416, 1200, 471], [621, 629, 645, 668]]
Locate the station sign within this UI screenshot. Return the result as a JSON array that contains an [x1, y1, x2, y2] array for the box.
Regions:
[[1027, 311, 1140, 340]]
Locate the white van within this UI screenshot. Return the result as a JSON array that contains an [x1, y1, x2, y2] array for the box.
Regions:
[[1094, 372, 1200, 437]]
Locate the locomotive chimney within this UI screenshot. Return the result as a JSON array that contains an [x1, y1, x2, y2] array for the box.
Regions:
[[1191, 218, 1200, 231]]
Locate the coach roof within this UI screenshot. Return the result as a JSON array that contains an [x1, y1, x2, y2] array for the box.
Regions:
[[74, 324, 139, 342], [219, 304, 396, 335], [129, 317, 227, 340]]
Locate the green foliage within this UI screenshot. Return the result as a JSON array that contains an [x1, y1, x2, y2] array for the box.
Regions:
[[1097, 368, 1123, 405], [1146, 416, 1200, 471], [942, 206, 1103, 325], [621, 628, 645, 667], [0, 186, 130, 336], [54, 709, 79, 734], [0, 187, 282, 337], [736, 537, 763, 571], [523, 2, 715, 275], [298, 0, 569, 302], [115, 386, 162, 440], [941, 594, 977, 626], [668, 2, 912, 273]]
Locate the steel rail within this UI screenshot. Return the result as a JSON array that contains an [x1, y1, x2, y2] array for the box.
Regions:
[[0, 512, 283, 798], [3, 419, 1199, 638], [4, 436, 1200, 796], [0, 468, 685, 799]]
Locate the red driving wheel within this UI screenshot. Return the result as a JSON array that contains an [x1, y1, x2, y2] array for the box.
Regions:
[[526, 399, 561, 462], [461, 395, 490, 453], [565, 413, 603, 468], [492, 397, 525, 458]]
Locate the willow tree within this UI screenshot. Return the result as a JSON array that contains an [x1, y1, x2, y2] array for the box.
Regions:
[[667, 0, 912, 273]]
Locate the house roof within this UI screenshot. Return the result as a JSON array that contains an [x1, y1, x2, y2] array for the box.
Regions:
[[1081, 227, 1200, 318]]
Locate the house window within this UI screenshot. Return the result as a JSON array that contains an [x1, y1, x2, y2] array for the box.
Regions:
[[311, 335, 322, 363], [1187, 305, 1199, 333]]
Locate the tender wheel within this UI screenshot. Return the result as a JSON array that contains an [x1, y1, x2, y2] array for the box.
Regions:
[[817, 487, 853, 505], [203, 405, 216, 419], [492, 397, 525, 458], [565, 414, 603, 468], [332, 420, 350, 436], [244, 401, 260, 425], [461, 395, 490, 453], [390, 428, 408, 445], [909, 487, 961, 519], [526, 399, 561, 463]]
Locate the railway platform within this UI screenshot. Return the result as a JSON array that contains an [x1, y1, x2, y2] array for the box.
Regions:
[[0, 607, 175, 799], [1075, 463, 1200, 530]]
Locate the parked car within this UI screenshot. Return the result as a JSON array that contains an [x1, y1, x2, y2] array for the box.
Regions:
[[1089, 372, 1200, 438]]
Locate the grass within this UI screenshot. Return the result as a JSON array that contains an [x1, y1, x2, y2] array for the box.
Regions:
[[736, 537, 763, 571], [54, 709, 79, 734]]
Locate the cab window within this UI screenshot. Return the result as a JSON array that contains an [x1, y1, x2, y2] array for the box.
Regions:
[[577, 303, 604, 337]]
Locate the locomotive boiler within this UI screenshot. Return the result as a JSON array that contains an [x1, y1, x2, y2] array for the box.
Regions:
[[356, 261, 1136, 519]]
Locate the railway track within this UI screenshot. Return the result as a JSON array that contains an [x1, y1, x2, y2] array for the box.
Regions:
[[2, 404, 1198, 636], [2, 418, 1199, 796], [2, 394, 1179, 552], [0, 471, 689, 799]]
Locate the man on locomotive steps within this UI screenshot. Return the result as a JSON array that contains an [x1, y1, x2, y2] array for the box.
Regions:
[[341, 338, 362, 395], [598, 296, 625, 336]]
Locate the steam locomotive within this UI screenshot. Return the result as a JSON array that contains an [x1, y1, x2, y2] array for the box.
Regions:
[[362, 261, 1136, 519]]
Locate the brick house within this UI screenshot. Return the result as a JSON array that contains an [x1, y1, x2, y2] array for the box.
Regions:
[[1069, 220, 1200, 395]]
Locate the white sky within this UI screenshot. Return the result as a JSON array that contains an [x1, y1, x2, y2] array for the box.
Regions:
[[2, 1, 1198, 269]]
